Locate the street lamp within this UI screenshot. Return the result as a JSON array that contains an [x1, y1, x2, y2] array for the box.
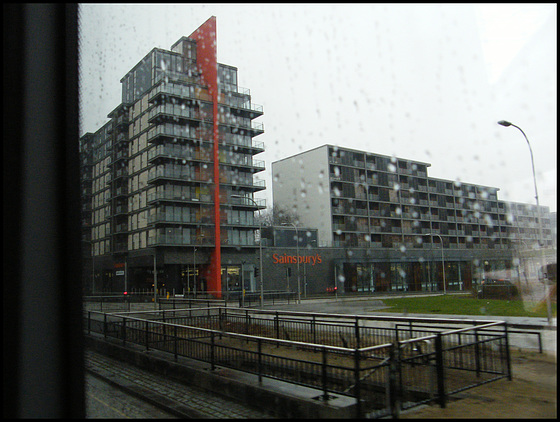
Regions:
[[153, 249, 158, 310], [193, 233, 204, 299], [82, 239, 95, 294], [231, 195, 264, 309], [498, 120, 551, 324], [282, 222, 301, 304], [425, 233, 446, 294], [193, 245, 197, 299]]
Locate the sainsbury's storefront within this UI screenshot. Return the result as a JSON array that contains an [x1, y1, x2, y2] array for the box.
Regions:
[[260, 246, 517, 296]]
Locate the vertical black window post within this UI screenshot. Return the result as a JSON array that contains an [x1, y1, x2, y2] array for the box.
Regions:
[[3, 6, 83, 416]]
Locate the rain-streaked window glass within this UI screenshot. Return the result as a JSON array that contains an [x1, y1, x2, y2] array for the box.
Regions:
[[79, 3, 556, 381]]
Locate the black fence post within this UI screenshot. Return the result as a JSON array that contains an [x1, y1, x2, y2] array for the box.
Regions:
[[388, 344, 400, 418], [162, 310, 167, 338], [312, 315, 316, 345], [87, 311, 91, 335], [321, 347, 329, 402], [174, 324, 178, 362], [435, 333, 446, 408], [103, 314, 107, 339], [210, 331, 215, 371], [504, 323, 512, 381], [218, 308, 223, 339], [275, 312, 280, 340], [122, 317, 126, 346], [457, 331, 463, 368], [354, 348, 362, 418], [474, 327, 481, 378], [145, 320, 150, 351], [257, 338, 263, 383], [245, 309, 250, 335], [355, 317, 360, 349]]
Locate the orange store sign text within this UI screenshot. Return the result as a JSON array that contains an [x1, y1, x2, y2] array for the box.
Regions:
[[272, 253, 322, 266]]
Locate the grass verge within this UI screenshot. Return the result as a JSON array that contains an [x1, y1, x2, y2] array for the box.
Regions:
[[380, 294, 557, 318]]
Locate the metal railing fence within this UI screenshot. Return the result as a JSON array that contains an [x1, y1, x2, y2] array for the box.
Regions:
[[85, 307, 516, 418]]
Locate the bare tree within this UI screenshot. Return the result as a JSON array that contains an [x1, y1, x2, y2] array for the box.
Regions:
[[256, 203, 300, 227]]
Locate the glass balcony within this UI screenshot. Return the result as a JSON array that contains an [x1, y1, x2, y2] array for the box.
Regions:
[[148, 104, 203, 124], [229, 196, 266, 209]]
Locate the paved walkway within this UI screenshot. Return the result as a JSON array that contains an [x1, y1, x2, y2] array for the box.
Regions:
[[85, 349, 275, 419]]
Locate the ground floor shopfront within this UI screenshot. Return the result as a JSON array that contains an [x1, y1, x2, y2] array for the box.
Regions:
[[260, 247, 518, 297], [86, 247, 258, 298], [87, 245, 518, 298]]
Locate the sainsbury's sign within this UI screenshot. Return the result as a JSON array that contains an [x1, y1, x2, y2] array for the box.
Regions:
[[272, 253, 323, 266]]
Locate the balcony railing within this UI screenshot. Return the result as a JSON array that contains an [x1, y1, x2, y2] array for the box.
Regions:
[[148, 104, 203, 123], [147, 168, 212, 184], [147, 191, 212, 204], [219, 82, 250, 96], [148, 82, 198, 103], [148, 212, 202, 225], [147, 234, 215, 246], [147, 145, 200, 162], [230, 196, 266, 208]]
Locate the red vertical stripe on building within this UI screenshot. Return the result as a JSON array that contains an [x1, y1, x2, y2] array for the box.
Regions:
[[189, 16, 221, 298]]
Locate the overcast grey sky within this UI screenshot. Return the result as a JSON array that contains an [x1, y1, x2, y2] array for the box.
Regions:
[[79, 3, 557, 212]]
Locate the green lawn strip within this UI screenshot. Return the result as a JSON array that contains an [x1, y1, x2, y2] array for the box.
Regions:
[[379, 295, 556, 318]]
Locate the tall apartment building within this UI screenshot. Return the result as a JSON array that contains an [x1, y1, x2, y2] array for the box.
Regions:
[[80, 17, 265, 296], [271, 145, 553, 293]]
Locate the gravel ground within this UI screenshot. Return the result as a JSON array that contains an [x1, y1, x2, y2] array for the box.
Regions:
[[400, 349, 557, 419]]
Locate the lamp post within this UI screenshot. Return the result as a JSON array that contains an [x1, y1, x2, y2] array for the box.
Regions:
[[283, 222, 301, 304], [498, 120, 551, 324], [193, 233, 204, 299], [153, 250, 158, 310], [232, 195, 263, 309], [193, 245, 197, 299], [82, 239, 95, 295], [425, 233, 446, 294]]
